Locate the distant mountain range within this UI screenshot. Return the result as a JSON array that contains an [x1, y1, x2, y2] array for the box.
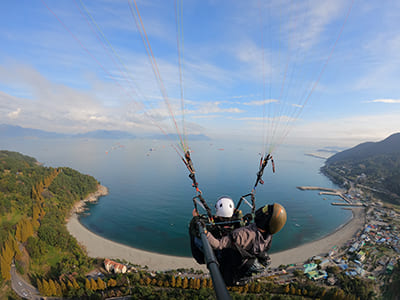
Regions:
[[0, 124, 210, 141], [0, 124, 136, 139], [150, 133, 211, 141], [326, 132, 400, 164]]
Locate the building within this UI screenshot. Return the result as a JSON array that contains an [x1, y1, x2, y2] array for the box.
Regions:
[[319, 259, 330, 268], [104, 259, 127, 274], [307, 270, 328, 281], [303, 263, 317, 273], [355, 266, 365, 276], [356, 251, 366, 262], [327, 276, 336, 286]]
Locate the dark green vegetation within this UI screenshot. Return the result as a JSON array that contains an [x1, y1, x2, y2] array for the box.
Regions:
[[0, 150, 98, 295], [322, 133, 400, 204], [326, 133, 400, 164], [383, 262, 400, 299]]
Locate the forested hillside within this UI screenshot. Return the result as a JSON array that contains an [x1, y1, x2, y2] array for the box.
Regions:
[[326, 133, 400, 164], [0, 150, 98, 296], [322, 133, 400, 203]]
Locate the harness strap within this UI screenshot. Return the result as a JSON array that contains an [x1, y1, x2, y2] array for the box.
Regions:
[[253, 154, 271, 190], [193, 195, 213, 220], [237, 193, 257, 214]]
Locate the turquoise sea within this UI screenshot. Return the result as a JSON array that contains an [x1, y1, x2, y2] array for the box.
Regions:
[[1, 138, 351, 256]]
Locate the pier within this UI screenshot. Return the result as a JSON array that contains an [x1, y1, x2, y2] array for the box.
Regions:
[[297, 186, 353, 204], [297, 186, 339, 193], [331, 202, 364, 207]]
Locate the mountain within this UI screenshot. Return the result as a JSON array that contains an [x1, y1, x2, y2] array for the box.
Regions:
[[326, 133, 400, 164], [0, 124, 211, 140], [0, 124, 135, 140], [149, 133, 211, 141], [0, 124, 69, 138], [322, 133, 400, 202], [75, 130, 135, 139]]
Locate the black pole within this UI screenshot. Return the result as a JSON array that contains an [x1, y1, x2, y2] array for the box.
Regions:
[[197, 222, 232, 300]]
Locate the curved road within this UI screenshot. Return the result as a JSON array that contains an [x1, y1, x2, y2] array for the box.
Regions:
[[10, 264, 41, 300]]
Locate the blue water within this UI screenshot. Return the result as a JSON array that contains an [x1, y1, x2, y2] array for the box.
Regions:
[[1, 138, 351, 256]]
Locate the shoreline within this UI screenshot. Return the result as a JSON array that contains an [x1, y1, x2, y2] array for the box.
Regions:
[[70, 184, 109, 215], [66, 185, 365, 270], [269, 206, 364, 267]]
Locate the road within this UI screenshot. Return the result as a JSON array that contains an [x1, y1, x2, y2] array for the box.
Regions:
[[10, 264, 42, 300]]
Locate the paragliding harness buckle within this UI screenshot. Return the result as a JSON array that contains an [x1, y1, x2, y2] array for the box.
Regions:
[[182, 150, 201, 191], [182, 150, 213, 219], [237, 193, 256, 214], [253, 154, 275, 191], [193, 194, 213, 221]]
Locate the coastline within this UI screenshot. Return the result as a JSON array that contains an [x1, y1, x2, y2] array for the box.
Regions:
[[269, 206, 364, 267], [66, 184, 207, 271], [67, 213, 207, 271], [66, 185, 365, 271], [69, 184, 109, 216]]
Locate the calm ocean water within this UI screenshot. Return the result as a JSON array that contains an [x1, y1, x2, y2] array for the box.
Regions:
[[1, 138, 351, 256]]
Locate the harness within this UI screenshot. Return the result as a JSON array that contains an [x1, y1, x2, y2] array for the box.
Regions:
[[182, 150, 213, 220]]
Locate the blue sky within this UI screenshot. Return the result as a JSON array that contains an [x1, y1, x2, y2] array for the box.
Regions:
[[1, 0, 399, 148]]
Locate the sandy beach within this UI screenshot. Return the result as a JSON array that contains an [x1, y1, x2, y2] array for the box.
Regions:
[[66, 187, 365, 271], [269, 207, 365, 267]]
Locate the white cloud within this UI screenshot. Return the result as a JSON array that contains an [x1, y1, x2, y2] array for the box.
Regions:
[[232, 115, 296, 122], [230, 94, 257, 99], [368, 99, 400, 104], [7, 108, 21, 119], [189, 101, 244, 115], [0, 64, 161, 134], [244, 99, 278, 106], [291, 104, 303, 108], [0, 62, 246, 136], [291, 113, 400, 146]]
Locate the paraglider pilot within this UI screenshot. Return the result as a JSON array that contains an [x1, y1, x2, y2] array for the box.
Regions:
[[190, 196, 242, 265], [206, 203, 287, 285]]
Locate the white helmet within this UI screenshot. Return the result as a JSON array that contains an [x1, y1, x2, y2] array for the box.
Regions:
[[215, 196, 235, 218]]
